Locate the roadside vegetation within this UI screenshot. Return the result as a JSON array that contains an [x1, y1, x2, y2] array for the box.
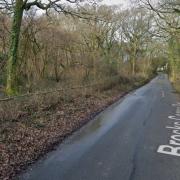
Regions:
[[139, 0, 180, 92], [0, 0, 179, 179]]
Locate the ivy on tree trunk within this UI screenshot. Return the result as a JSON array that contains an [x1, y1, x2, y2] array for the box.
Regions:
[[6, 0, 24, 95]]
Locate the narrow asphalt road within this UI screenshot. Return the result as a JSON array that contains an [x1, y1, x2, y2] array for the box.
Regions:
[[20, 74, 180, 180]]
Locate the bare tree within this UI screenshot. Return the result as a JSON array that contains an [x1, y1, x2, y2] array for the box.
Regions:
[[138, 0, 180, 81], [139, 0, 180, 31], [0, 0, 98, 95], [121, 8, 153, 75]]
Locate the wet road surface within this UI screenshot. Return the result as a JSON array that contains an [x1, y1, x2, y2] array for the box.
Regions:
[[20, 74, 180, 180]]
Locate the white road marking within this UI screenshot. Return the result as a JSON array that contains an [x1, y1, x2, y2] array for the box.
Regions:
[[172, 103, 180, 107], [157, 145, 180, 157], [168, 116, 180, 121], [157, 103, 180, 157]]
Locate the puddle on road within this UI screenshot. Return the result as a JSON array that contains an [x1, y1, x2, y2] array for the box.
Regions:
[[63, 104, 122, 146]]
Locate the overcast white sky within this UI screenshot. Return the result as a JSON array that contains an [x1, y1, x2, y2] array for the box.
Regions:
[[101, 0, 130, 6], [35, 0, 131, 14]]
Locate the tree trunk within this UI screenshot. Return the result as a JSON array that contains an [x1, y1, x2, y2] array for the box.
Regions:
[[6, 0, 24, 95], [131, 55, 136, 76]]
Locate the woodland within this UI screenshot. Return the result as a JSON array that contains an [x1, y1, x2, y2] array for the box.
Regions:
[[0, 0, 179, 179]]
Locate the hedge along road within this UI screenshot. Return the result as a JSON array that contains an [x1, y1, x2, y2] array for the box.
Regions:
[[19, 74, 180, 180]]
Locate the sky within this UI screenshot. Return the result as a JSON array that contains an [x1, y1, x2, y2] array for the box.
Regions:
[[101, 0, 130, 7], [35, 0, 131, 15]]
